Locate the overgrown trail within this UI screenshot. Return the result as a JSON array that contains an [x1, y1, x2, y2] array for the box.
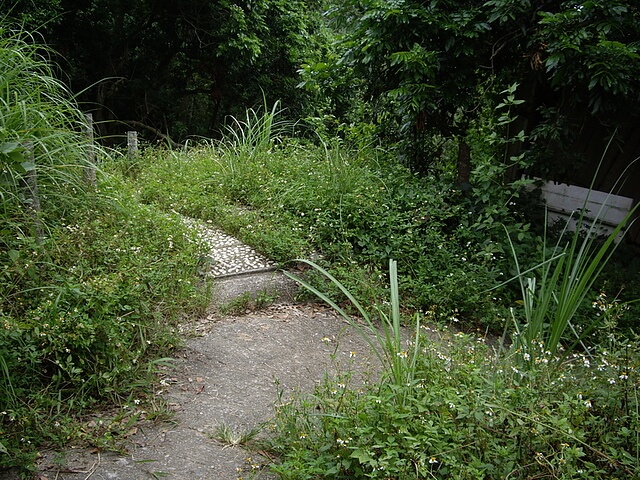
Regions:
[[33, 302, 376, 480], [3, 222, 382, 480]]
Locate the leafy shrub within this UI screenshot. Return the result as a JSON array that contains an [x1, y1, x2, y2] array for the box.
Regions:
[[0, 185, 207, 466], [269, 229, 639, 479], [268, 327, 640, 479]]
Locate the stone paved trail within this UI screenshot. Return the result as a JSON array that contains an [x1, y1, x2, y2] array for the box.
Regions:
[[183, 217, 278, 278], [1, 219, 384, 480]]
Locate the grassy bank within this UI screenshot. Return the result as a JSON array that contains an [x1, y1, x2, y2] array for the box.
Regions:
[[0, 28, 208, 473]]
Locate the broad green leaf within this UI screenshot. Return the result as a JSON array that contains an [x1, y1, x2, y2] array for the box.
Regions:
[[20, 161, 36, 172], [0, 142, 19, 154]]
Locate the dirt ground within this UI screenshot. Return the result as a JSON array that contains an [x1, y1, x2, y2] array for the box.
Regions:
[[4, 272, 387, 480]]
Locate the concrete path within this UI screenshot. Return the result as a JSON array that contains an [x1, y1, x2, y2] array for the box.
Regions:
[[31, 304, 375, 480], [185, 217, 278, 278]]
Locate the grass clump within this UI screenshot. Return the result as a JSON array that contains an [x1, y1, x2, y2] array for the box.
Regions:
[[268, 328, 639, 479], [285, 259, 421, 392], [210, 423, 260, 448], [504, 165, 640, 362], [0, 26, 94, 221]]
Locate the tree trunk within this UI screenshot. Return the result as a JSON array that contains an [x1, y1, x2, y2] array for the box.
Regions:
[[456, 138, 472, 194]]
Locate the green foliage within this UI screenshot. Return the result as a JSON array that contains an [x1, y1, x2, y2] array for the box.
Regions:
[[458, 84, 537, 256], [126, 99, 639, 333], [129, 129, 510, 322], [313, 0, 640, 177], [500, 167, 640, 360], [116, 104, 640, 479], [268, 320, 640, 479], [0, 26, 93, 213], [324, 0, 490, 166], [0, 25, 208, 473], [535, 0, 640, 114], [3, 10, 639, 477], [0, 182, 207, 471], [96, 64, 639, 480], [286, 259, 421, 392], [8, 0, 319, 141]]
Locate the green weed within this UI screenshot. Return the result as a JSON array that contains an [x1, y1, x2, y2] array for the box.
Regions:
[[219, 292, 254, 315], [285, 259, 421, 394], [210, 423, 261, 448], [267, 315, 640, 479]]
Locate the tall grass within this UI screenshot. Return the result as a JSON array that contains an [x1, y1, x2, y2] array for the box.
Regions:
[[1, 25, 96, 312], [0, 25, 208, 473], [0, 26, 95, 239], [284, 259, 421, 394], [501, 158, 640, 361], [217, 98, 293, 165]]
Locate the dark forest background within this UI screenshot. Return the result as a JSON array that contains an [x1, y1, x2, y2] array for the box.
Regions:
[[7, 0, 640, 197]]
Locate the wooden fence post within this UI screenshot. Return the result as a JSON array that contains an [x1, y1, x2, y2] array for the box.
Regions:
[[127, 131, 138, 160], [21, 143, 43, 243], [83, 113, 97, 187]]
